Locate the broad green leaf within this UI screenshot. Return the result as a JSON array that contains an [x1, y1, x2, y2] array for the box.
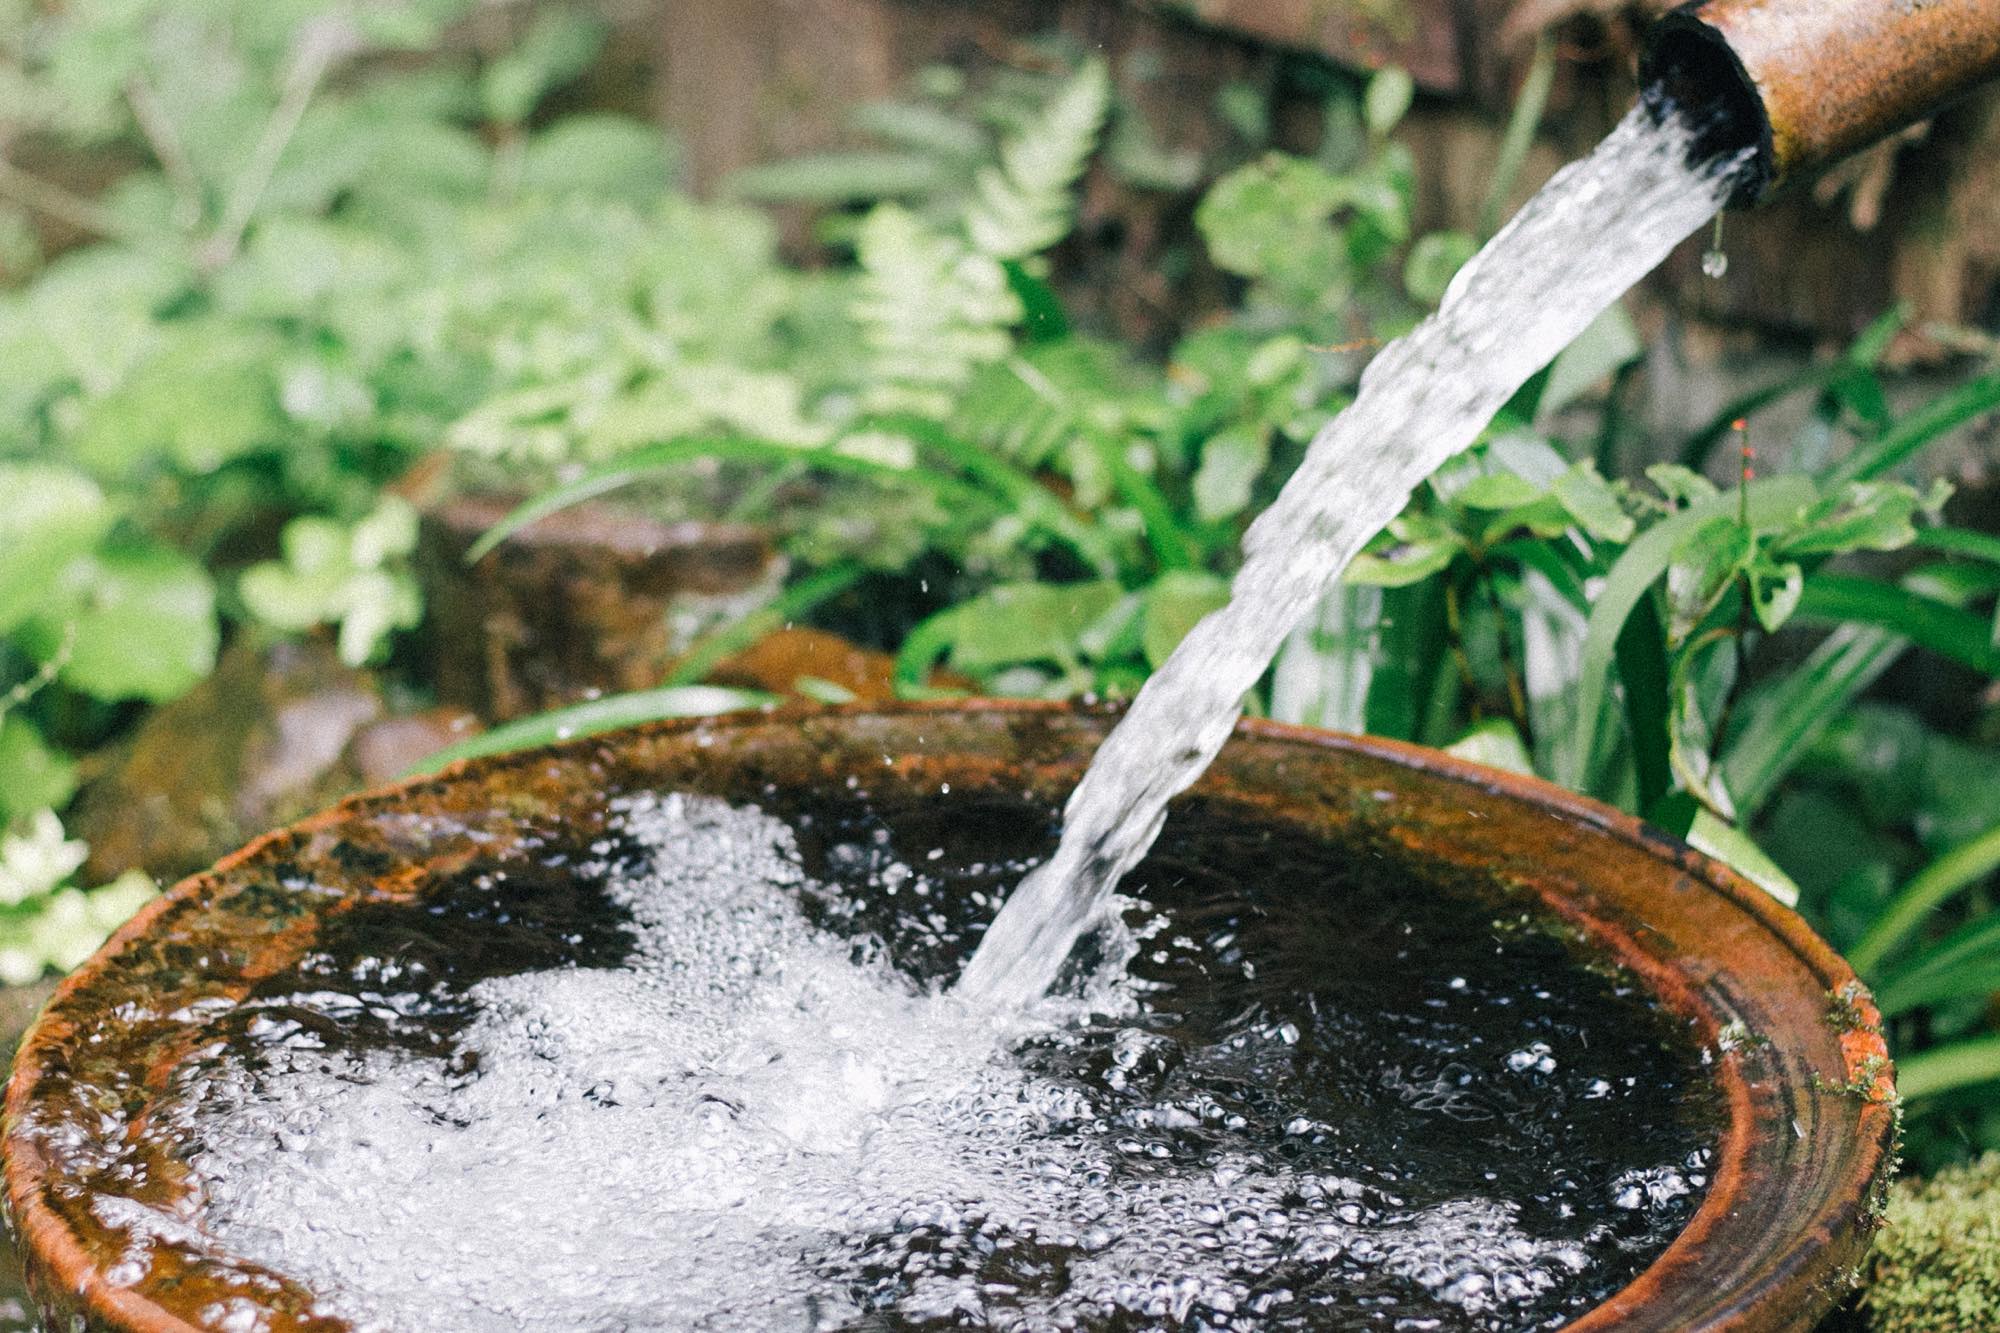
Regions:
[[0, 464, 114, 634], [1344, 513, 1463, 588], [65, 326, 281, 476], [1445, 719, 1535, 777], [1645, 463, 1717, 508], [0, 718, 79, 825], [1142, 570, 1229, 668], [1191, 425, 1269, 522], [519, 116, 680, 202], [1549, 463, 1635, 542], [945, 580, 1124, 672], [1363, 67, 1414, 138], [1454, 472, 1545, 511], [33, 548, 218, 702], [1664, 515, 1752, 644], [1774, 481, 1923, 558]]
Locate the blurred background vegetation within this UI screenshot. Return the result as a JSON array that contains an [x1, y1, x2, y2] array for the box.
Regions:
[[0, 0, 1997, 1275]]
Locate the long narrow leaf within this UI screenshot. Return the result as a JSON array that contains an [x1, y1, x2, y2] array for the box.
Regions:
[[1794, 575, 2000, 678], [1833, 367, 2000, 483], [1875, 913, 2000, 1016], [1718, 625, 1906, 817], [1559, 477, 1815, 788], [1850, 822, 2000, 975], [1615, 597, 1672, 814], [1897, 1035, 2000, 1103], [465, 437, 992, 563], [1913, 525, 2000, 566], [406, 686, 776, 775]]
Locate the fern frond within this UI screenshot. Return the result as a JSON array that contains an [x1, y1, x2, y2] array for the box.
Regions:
[[966, 58, 1110, 262], [854, 204, 1021, 415]]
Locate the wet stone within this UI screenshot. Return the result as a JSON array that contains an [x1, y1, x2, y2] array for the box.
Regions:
[[109, 790, 1717, 1331]]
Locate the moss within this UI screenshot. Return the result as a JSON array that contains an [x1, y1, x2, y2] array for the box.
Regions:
[[1862, 1154, 2000, 1333]]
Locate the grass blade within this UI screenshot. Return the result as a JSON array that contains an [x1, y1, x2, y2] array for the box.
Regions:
[[1896, 1034, 2000, 1103], [406, 686, 777, 775], [1913, 525, 2000, 566], [1849, 822, 2000, 976], [1718, 624, 1906, 817], [1832, 367, 2000, 483], [1614, 596, 1672, 814], [465, 437, 993, 563], [1794, 574, 2000, 677], [1874, 914, 2000, 1016]]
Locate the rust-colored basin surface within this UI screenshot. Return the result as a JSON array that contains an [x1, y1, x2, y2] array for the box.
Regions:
[[3, 703, 1894, 1331]]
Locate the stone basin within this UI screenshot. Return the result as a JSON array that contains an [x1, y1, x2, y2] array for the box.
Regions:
[[2, 702, 1897, 1331]]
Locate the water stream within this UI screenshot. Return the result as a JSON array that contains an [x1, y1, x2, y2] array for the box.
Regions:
[[957, 103, 1751, 1006]]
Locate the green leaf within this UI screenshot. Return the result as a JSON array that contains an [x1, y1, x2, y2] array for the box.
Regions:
[[65, 326, 281, 477], [480, 5, 609, 125], [409, 686, 777, 775], [1344, 513, 1464, 588], [1558, 476, 1814, 788], [0, 464, 114, 634], [1849, 821, 2000, 976], [1363, 67, 1414, 138], [1445, 719, 1535, 777], [944, 580, 1124, 672], [1895, 1035, 2000, 1103], [0, 718, 79, 825], [1833, 367, 2000, 483], [1191, 425, 1269, 522], [1874, 913, 2000, 1016], [1142, 570, 1229, 669], [1645, 463, 1718, 508], [1453, 472, 1546, 511], [1774, 481, 1923, 558], [519, 116, 680, 202], [1747, 558, 1803, 633], [33, 548, 218, 703], [1614, 599, 1672, 815], [1793, 575, 2000, 678], [966, 57, 1111, 261], [1650, 792, 1800, 906], [1664, 515, 1752, 644], [1549, 463, 1636, 542]]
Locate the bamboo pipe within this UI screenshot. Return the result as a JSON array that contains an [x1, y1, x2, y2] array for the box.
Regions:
[[1641, 0, 2000, 202]]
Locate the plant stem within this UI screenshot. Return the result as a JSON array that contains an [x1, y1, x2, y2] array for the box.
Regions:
[[200, 18, 355, 272], [125, 77, 205, 230], [0, 157, 174, 255], [1480, 567, 1534, 750]]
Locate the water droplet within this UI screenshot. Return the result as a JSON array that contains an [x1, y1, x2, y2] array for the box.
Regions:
[[1701, 248, 1728, 279]]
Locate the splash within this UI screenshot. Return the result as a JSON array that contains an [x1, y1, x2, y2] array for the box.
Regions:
[[957, 104, 1751, 1006]]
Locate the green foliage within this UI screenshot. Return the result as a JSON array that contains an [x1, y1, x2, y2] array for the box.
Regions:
[[239, 497, 421, 665], [0, 810, 155, 985]]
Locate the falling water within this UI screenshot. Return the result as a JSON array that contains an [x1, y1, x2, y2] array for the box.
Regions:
[[957, 103, 1753, 1006]]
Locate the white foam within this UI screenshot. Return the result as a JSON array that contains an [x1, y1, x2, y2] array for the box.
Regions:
[[175, 794, 1618, 1329]]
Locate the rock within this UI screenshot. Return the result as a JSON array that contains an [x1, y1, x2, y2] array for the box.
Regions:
[[706, 626, 970, 702], [68, 636, 384, 885], [416, 493, 782, 721]]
